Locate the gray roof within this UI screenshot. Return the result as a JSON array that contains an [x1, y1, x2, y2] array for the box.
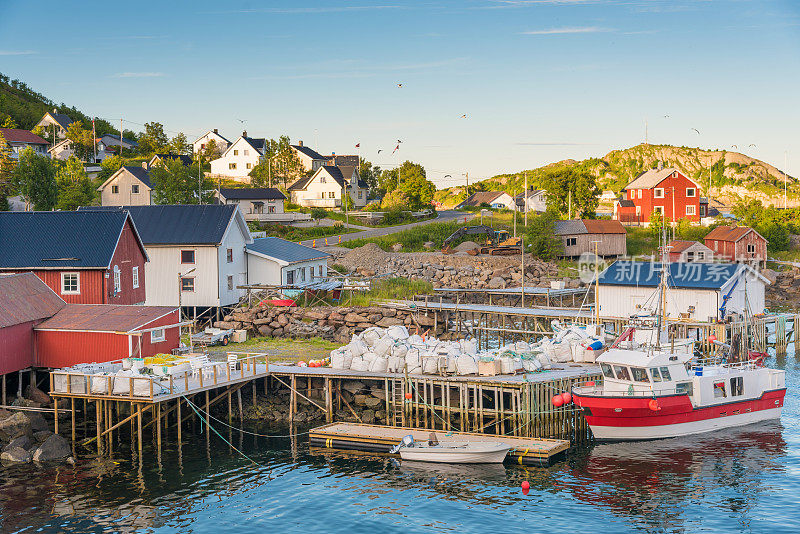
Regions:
[[219, 188, 286, 201], [246, 237, 331, 264], [622, 167, 688, 190], [291, 144, 326, 160], [554, 220, 589, 235], [81, 205, 241, 245], [290, 165, 346, 191], [48, 112, 74, 130], [153, 153, 193, 166], [121, 165, 152, 188], [598, 262, 765, 290], [0, 211, 138, 269], [457, 191, 506, 208], [328, 155, 359, 167], [243, 137, 266, 152], [337, 165, 368, 189], [101, 134, 139, 148], [0, 273, 66, 329]]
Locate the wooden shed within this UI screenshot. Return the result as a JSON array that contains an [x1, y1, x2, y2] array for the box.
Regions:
[[554, 219, 627, 258], [667, 240, 714, 263], [704, 226, 768, 266]]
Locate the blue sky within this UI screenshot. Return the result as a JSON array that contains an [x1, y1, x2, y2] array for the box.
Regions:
[[1, 0, 798, 186]]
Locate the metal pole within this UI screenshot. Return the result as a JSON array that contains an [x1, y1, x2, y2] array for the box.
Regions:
[[524, 172, 528, 227]]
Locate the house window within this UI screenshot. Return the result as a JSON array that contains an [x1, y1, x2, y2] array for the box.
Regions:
[[637, 189, 642, 199], [61, 272, 80, 294], [629, 190, 634, 200], [151, 329, 166, 343], [654, 188, 664, 198], [181, 250, 195, 264], [318, 265, 324, 277], [246, 163, 252, 169], [358, 191, 363, 199], [226, 248, 233, 263], [300, 267, 306, 282], [320, 176, 326, 183], [244, 150, 249, 156], [229, 163, 237, 170], [132, 266, 139, 289], [181, 277, 195, 292], [696, 252, 704, 261], [132, 184, 139, 194], [286, 270, 294, 285], [113, 265, 121, 293], [566, 237, 577, 247], [686, 205, 696, 216], [233, 150, 239, 156], [686, 187, 696, 197], [112, 185, 119, 194], [747, 244, 756, 253], [227, 275, 234, 291], [268, 205, 275, 213], [700, 205, 707, 217], [687, 252, 695, 262], [654, 206, 665, 216]]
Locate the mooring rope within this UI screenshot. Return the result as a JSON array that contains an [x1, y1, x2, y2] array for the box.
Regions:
[[182, 396, 312, 439], [183, 396, 261, 465]]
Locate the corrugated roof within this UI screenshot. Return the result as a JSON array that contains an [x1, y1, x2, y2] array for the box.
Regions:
[[327, 155, 358, 167], [0, 128, 48, 145], [583, 219, 625, 234], [0, 273, 65, 328], [704, 225, 759, 243], [623, 167, 679, 190], [291, 144, 326, 160], [0, 211, 133, 269], [82, 205, 241, 245], [122, 165, 152, 188], [101, 134, 138, 147], [458, 191, 506, 207], [35, 304, 176, 332], [246, 237, 331, 264], [152, 153, 193, 166], [618, 199, 635, 208], [220, 188, 286, 201], [668, 240, 701, 254], [554, 220, 588, 235], [598, 261, 750, 290], [48, 113, 74, 130]]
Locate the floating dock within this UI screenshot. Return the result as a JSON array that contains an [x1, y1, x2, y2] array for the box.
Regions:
[[309, 422, 570, 466]]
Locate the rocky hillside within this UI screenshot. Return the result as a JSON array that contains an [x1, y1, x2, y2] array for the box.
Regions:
[[435, 144, 798, 208]]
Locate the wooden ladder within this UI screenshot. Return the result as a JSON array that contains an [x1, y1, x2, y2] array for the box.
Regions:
[[391, 379, 405, 427]]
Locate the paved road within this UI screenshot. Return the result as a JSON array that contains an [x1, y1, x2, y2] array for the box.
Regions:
[[298, 210, 473, 247]]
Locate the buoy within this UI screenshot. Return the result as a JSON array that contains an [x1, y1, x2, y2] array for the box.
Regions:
[[585, 381, 595, 387], [521, 480, 530, 492], [708, 334, 717, 342], [298, 361, 308, 367], [561, 392, 572, 404], [648, 399, 661, 411], [551, 395, 564, 407], [404, 392, 412, 400]]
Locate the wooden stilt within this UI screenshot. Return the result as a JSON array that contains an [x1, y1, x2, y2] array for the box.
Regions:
[[205, 390, 211, 448], [1, 374, 5, 407], [237, 388, 243, 422], [325, 378, 333, 423], [177, 398, 182, 447], [156, 403, 162, 458], [71, 398, 76, 442], [228, 390, 232, 422], [137, 403, 143, 454], [290, 375, 297, 421], [96, 400, 103, 454], [54, 398, 59, 435]]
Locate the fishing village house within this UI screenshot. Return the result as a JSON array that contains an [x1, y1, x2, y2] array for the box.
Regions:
[[290, 141, 328, 172], [193, 129, 230, 156], [0, 210, 148, 305], [288, 165, 369, 209], [147, 153, 193, 168], [215, 187, 311, 223], [82, 205, 253, 320], [245, 237, 331, 286], [667, 240, 715, 263], [596, 261, 769, 322], [210, 132, 267, 182], [98, 133, 138, 155], [34, 110, 73, 142], [515, 189, 548, 212], [97, 166, 154, 206], [704, 226, 768, 267], [457, 191, 516, 210], [613, 165, 704, 225], [0, 128, 49, 159], [554, 219, 627, 258]]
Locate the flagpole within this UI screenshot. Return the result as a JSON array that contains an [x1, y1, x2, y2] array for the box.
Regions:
[[92, 118, 97, 163]]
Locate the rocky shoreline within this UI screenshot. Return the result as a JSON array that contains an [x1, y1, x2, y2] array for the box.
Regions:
[[0, 387, 72, 466]]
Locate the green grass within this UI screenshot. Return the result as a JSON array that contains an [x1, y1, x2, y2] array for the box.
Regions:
[[626, 227, 657, 257], [348, 277, 434, 306], [250, 222, 359, 241], [207, 336, 340, 363]]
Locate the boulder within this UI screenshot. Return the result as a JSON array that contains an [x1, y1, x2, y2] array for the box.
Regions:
[[32, 433, 71, 462], [416, 315, 435, 327], [25, 386, 51, 405], [344, 313, 367, 324], [213, 321, 237, 329], [364, 397, 382, 408], [376, 317, 403, 327], [488, 276, 506, 289], [342, 381, 365, 395], [253, 317, 272, 326], [3, 435, 32, 452], [1, 446, 31, 464], [354, 394, 369, 406], [0, 412, 31, 441], [27, 412, 49, 433], [381, 308, 397, 317], [257, 325, 273, 337], [391, 243, 403, 252], [328, 311, 344, 322], [304, 310, 328, 321], [34, 430, 54, 443]]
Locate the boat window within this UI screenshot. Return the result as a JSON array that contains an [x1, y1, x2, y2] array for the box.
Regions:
[[659, 367, 672, 381], [631, 367, 650, 383], [600, 363, 614, 379], [713, 381, 727, 398], [613, 366, 631, 381], [730, 377, 744, 396], [676, 382, 693, 396], [650, 368, 662, 382]]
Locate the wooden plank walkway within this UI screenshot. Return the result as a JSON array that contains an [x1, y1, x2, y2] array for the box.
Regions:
[[309, 422, 570, 466]]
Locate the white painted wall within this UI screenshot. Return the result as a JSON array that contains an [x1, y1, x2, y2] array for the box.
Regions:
[[144, 245, 220, 307], [223, 198, 285, 215], [193, 131, 230, 155], [282, 260, 328, 284], [217, 219, 250, 307], [246, 254, 284, 286], [210, 137, 263, 180], [100, 168, 152, 206], [291, 169, 368, 208]]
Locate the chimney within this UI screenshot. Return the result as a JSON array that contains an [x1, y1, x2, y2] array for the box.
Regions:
[[213, 128, 218, 134], [142, 161, 148, 170], [298, 140, 303, 147], [242, 130, 247, 137]]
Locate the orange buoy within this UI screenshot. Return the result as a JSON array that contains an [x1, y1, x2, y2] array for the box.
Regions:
[[551, 395, 564, 407], [648, 399, 661, 411], [561, 392, 572, 404], [404, 392, 412, 400], [708, 334, 717, 342]]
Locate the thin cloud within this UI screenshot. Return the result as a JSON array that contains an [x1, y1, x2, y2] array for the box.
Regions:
[[111, 72, 165, 78], [201, 5, 402, 15], [0, 50, 37, 56], [515, 142, 598, 146], [521, 26, 612, 35]]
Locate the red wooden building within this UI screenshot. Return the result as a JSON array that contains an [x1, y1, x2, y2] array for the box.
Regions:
[[614, 165, 704, 225], [0, 210, 148, 305], [704, 226, 768, 266]]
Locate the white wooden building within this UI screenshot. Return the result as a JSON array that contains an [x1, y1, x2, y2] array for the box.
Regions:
[[97, 166, 154, 206], [596, 261, 769, 322], [246, 237, 331, 286], [210, 133, 266, 182], [34, 110, 73, 141], [514, 189, 548, 212], [215, 188, 309, 223], [288, 165, 368, 208], [290, 141, 328, 172], [193, 129, 230, 156]]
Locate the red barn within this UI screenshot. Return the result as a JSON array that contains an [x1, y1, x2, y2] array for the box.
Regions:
[[614, 165, 702, 225], [0, 210, 148, 305], [34, 305, 180, 369], [704, 226, 768, 266]]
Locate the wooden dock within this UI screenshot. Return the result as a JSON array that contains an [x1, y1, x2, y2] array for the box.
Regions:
[[309, 422, 570, 466]]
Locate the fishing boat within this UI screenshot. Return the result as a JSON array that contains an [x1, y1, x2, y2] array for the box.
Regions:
[[571, 230, 786, 441], [392, 434, 511, 464]]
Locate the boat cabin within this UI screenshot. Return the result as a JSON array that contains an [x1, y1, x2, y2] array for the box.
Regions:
[[597, 349, 693, 396]]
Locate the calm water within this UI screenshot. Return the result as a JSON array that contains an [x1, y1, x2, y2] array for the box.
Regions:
[[1, 353, 799, 533]]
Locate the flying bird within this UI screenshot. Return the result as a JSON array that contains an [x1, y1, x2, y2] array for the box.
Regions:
[[397, 139, 402, 144], [663, 115, 670, 118], [460, 114, 467, 119], [691, 128, 700, 135], [749, 144, 757, 147], [731, 144, 738, 149], [397, 83, 403, 88], [377, 149, 383, 154]]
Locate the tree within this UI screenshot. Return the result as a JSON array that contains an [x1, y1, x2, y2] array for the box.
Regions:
[[169, 132, 190, 155], [0, 131, 13, 211], [524, 209, 562, 260], [150, 158, 215, 204], [97, 154, 125, 183], [65, 121, 95, 161], [55, 157, 95, 210], [310, 208, 328, 225], [1, 117, 17, 128], [359, 159, 381, 197], [270, 136, 305, 188], [381, 189, 409, 210], [137, 122, 169, 155], [538, 166, 600, 218], [377, 168, 398, 197], [198, 138, 222, 161], [11, 147, 57, 210]]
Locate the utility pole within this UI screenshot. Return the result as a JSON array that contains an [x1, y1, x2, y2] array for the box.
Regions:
[[568, 189, 572, 219], [92, 118, 97, 163], [784, 150, 788, 210], [524, 171, 528, 227], [120, 118, 124, 157], [198, 155, 203, 205]]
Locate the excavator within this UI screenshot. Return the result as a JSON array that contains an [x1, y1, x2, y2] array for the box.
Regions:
[[441, 225, 522, 255]]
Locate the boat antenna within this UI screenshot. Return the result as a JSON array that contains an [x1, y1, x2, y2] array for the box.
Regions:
[[591, 240, 601, 324]]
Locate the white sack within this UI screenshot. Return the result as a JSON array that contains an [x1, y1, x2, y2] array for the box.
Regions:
[[391, 344, 408, 359], [387, 355, 402, 373], [350, 356, 368, 372], [347, 338, 367, 357], [369, 356, 388, 373], [361, 327, 382, 347], [456, 354, 479, 375], [422, 357, 438, 374], [459, 338, 478, 356], [373, 336, 393, 358], [387, 325, 409, 340]]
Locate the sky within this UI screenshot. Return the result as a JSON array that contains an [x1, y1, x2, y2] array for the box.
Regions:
[[1, 0, 799, 187]]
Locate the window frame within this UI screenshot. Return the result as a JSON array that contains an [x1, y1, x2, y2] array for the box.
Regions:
[[61, 272, 80, 295], [637, 189, 642, 199], [226, 248, 233, 263], [601, 363, 615, 379], [132, 184, 140, 194], [566, 237, 577, 247], [181, 250, 196, 264], [180, 277, 195, 292], [630, 366, 650, 383], [659, 366, 672, 381], [113, 265, 121, 293], [111, 184, 119, 194], [132, 266, 139, 289], [686, 187, 696, 197], [286, 269, 294, 285], [613, 365, 631, 381], [229, 162, 237, 170], [654, 188, 664, 199], [151, 328, 166, 343], [730, 376, 744, 396], [686, 205, 696, 216], [227, 275, 234, 291], [747, 244, 756, 253]]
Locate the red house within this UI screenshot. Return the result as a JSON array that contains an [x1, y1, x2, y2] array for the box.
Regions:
[[614, 165, 703, 225], [704, 226, 768, 266], [0, 210, 148, 305]]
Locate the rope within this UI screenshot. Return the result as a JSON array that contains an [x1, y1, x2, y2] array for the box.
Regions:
[[183, 396, 260, 466], [183, 396, 312, 439]]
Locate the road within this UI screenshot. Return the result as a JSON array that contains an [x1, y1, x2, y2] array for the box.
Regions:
[[298, 210, 473, 247]]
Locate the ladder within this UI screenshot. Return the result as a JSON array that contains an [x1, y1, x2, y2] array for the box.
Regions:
[[391, 379, 405, 427]]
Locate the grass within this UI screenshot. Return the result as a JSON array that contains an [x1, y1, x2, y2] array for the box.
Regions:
[[626, 227, 658, 257], [250, 222, 359, 241], [348, 277, 434, 306], [206, 336, 340, 363]]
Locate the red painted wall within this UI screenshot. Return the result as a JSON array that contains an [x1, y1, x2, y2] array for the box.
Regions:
[[106, 219, 148, 305], [0, 321, 37, 375], [705, 232, 767, 263], [619, 171, 701, 223]]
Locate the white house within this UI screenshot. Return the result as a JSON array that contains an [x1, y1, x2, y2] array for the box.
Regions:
[[290, 141, 328, 172], [288, 165, 368, 209], [98, 134, 138, 154], [83, 205, 254, 315], [246, 237, 331, 287], [457, 191, 516, 210], [193, 129, 230, 156], [596, 262, 769, 322], [514, 189, 548, 212], [210, 132, 266, 182], [98, 166, 154, 206], [48, 138, 74, 160], [34, 110, 73, 141], [215, 187, 311, 223], [0, 128, 49, 159]]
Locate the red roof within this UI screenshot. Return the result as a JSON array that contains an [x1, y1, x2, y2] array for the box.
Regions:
[[34, 304, 177, 333], [582, 219, 626, 234], [0, 128, 48, 145], [0, 273, 66, 328], [668, 240, 701, 254], [704, 225, 761, 243]]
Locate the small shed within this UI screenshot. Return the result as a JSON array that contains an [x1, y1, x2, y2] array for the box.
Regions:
[[596, 261, 769, 322], [218, 188, 288, 221], [246, 237, 331, 286], [704, 226, 768, 266], [667, 240, 714, 263], [554, 219, 627, 258]]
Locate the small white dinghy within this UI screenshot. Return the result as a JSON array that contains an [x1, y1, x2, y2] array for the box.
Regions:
[[392, 433, 510, 464]]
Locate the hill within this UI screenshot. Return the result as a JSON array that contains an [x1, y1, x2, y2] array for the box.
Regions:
[[436, 144, 798, 208], [0, 72, 116, 135]]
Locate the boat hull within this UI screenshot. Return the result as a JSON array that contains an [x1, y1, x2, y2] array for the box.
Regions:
[[573, 388, 786, 442], [399, 443, 510, 464]]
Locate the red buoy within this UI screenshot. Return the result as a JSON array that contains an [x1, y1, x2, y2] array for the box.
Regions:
[[561, 392, 572, 404], [521, 480, 530, 492], [298, 361, 308, 367], [648, 399, 661, 411], [404, 392, 412, 400], [551, 395, 564, 407], [708, 334, 717, 343]]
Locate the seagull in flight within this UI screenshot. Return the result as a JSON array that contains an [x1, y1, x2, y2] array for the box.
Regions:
[[691, 128, 700, 135], [397, 83, 403, 88], [460, 114, 467, 119], [749, 144, 757, 148], [731, 145, 738, 149], [377, 149, 383, 154]]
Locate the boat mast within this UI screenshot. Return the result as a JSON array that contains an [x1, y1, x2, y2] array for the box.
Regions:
[[656, 219, 670, 351]]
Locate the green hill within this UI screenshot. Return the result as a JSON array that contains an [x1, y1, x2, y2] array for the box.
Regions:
[[436, 144, 798, 208]]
